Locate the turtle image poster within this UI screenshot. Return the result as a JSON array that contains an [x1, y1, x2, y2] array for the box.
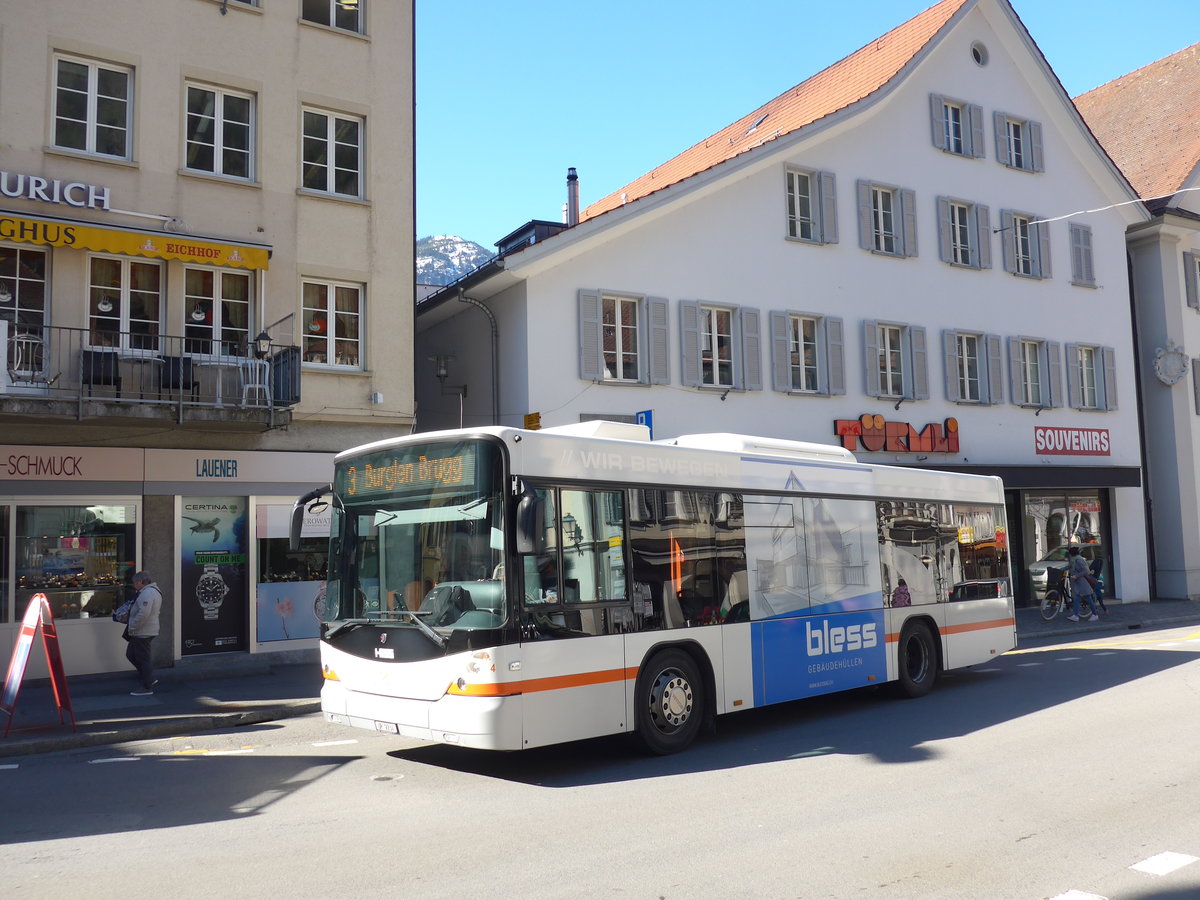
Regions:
[[179, 497, 249, 655]]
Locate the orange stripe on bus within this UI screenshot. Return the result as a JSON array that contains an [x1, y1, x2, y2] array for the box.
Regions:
[[447, 666, 641, 697], [885, 617, 1015, 643]]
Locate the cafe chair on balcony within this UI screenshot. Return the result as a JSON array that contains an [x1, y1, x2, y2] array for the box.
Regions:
[[239, 356, 270, 407], [81, 349, 122, 397], [8, 333, 55, 387], [160, 355, 200, 401]]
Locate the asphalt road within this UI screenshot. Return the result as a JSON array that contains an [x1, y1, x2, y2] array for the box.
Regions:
[[4, 623, 1200, 899]]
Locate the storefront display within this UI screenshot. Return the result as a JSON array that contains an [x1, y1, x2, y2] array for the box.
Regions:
[[255, 502, 328, 643], [1019, 490, 1108, 603]]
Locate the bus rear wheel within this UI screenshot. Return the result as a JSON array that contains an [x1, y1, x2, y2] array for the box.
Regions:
[[892, 621, 938, 698], [634, 648, 705, 755]]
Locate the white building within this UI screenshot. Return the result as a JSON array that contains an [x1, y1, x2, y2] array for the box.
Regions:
[[0, 0, 414, 679], [1076, 43, 1200, 600], [417, 0, 1150, 609]]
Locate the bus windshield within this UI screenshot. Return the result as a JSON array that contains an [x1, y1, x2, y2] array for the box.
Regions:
[[324, 439, 507, 633]]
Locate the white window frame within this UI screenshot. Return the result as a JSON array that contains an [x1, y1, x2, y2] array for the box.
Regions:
[[769, 311, 845, 396], [603, 295, 640, 382], [302, 278, 362, 369], [943, 330, 1003, 404], [301, 107, 364, 199], [301, 0, 365, 33], [863, 320, 927, 401], [680, 301, 762, 392], [936, 197, 992, 269], [0, 244, 49, 338], [930, 94, 983, 158], [577, 289, 669, 385], [87, 255, 164, 352], [1020, 339, 1043, 406], [185, 83, 255, 180], [994, 112, 1044, 172], [52, 54, 133, 160], [700, 306, 734, 388], [785, 167, 837, 244], [1065, 343, 1116, 411], [184, 266, 254, 356], [1007, 336, 1063, 409], [857, 180, 917, 258], [1001, 210, 1051, 279]]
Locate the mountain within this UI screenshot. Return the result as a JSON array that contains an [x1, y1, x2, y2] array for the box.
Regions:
[[416, 235, 494, 286]]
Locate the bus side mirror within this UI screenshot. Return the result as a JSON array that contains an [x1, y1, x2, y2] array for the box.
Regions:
[[291, 483, 332, 550], [515, 487, 544, 555]]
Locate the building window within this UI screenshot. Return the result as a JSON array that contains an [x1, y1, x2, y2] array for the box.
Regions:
[[1186, 251, 1200, 310], [88, 256, 162, 351], [769, 311, 844, 395], [53, 55, 132, 159], [1066, 344, 1116, 410], [184, 268, 252, 355], [1069, 223, 1096, 287], [301, 108, 363, 198], [302, 0, 364, 33], [0, 245, 48, 337], [857, 181, 916, 257], [680, 301, 762, 392], [785, 168, 837, 244], [577, 289, 669, 385], [1007, 336, 1062, 409], [863, 320, 928, 400], [994, 112, 1044, 172], [943, 330, 1003, 404], [929, 95, 983, 157], [302, 279, 361, 367], [1001, 210, 1051, 279], [185, 84, 254, 179], [936, 197, 991, 269]]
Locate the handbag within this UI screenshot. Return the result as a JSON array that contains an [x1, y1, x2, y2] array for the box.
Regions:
[[112, 597, 135, 624], [1084, 573, 1100, 588]]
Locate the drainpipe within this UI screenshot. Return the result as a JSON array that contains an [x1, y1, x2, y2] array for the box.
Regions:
[[458, 289, 499, 425]]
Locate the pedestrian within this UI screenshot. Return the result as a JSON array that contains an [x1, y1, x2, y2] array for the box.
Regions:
[[125, 571, 162, 696], [1066, 546, 1099, 623], [891, 578, 911, 607]]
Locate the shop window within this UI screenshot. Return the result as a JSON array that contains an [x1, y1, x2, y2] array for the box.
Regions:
[[256, 503, 329, 643], [15, 504, 137, 621]]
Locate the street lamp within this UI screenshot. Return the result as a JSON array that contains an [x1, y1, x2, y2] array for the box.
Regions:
[[253, 330, 272, 359]]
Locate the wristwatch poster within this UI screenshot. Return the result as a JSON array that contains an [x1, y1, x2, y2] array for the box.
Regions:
[[180, 497, 248, 654], [196, 563, 229, 620]]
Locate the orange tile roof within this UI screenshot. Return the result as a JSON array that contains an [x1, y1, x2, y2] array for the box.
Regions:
[[580, 0, 971, 223], [1073, 43, 1200, 207]]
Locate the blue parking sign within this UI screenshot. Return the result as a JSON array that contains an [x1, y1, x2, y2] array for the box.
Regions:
[[635, 409, 653, 439]]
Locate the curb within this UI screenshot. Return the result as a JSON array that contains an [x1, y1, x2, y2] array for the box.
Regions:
[[0, 700, 321, 759], [1018, 613, 1200, 642]]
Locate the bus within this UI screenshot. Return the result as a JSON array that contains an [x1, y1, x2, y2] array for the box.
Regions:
[[293, 420, 1015, 754]]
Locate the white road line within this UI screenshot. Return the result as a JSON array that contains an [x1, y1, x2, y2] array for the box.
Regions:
[[89, 757, 139, 764], [312, 739, 358, 746], [1130, 851, 1199, 876], [1056, 656, 1083, 661], [204, 748, 255, 756], [1047, 891, 1105, 899], [0, 764, 19, 770], [1017, 662, 1043, 667]]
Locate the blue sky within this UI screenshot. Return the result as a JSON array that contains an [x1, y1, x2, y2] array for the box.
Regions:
[[416, 1, 1193, 249]]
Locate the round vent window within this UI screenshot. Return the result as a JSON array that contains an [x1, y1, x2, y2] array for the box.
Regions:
[[971, 41, 989, 66]]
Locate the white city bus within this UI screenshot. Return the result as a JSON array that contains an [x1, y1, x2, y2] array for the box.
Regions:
[[293, 421, 1015, 754]]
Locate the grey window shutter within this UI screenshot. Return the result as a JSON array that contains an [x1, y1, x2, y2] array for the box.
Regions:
[[1101, 346, 1117, 410], [1184, 251, 1199, 309], [578, 289, 603, 381], [901, 189, 918, 257], [647, 296, 670, 384], [826, 316, 845, 395], [1007, 337, 1023, 404], [976, 204, 992, 269], [1035, 219, 1052, 279], [986, 333, 1004, 405], [679, 300, 701, 387], [1000, 210, 1016, 273], [994, 111, 1008, 164], [863, 319, 881, 397], [1029, 121, 1044, 172], [770, 312, 790, 392], [968, 104, 985, 158], [1064, 342, 1081, 408], [856, 180, 873, 250], [942, 329, 960, 401], [930, 94, 946, 150], [936, 197, 953, 263], [819, 171, 838, 244], [1047, 340, 1064, 407], [1193, 361, 1200, 414], [740, 307, 763, 392], [910, 325, 929, 400]]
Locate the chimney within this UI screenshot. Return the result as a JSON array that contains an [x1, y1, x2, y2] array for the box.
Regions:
[[566, 167, 579, 227]]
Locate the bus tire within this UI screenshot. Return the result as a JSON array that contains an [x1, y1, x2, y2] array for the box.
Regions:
[[892, 621, 938, 698], [634, 648, 705, 755]]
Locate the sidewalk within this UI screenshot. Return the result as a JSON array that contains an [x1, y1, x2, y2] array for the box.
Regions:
[[4, 598, 1200, 759]]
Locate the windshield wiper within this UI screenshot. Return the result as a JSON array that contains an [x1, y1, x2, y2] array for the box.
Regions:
[[324, 618, 373, 639], [384, 609, 446, 648]]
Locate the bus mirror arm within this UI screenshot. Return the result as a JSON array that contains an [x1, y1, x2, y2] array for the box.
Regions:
[[290, 483, 333, 551]]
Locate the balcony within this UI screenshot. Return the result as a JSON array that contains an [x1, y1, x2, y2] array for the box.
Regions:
[[0, 320, 300, 430]]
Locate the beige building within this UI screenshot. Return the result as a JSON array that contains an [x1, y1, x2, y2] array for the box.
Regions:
[[0, 0, 414, 678]]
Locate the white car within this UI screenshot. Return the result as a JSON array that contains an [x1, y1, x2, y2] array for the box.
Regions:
[[1028, 544, 1103, 597]]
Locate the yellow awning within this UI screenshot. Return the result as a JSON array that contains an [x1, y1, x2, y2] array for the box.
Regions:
[[0, 212, 270, 270]]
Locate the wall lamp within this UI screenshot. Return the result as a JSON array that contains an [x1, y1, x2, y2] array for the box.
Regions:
[[253, 329, 272, 359]]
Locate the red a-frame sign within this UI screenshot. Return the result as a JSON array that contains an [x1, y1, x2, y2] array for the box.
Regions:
[[2, 593, 75, 737]]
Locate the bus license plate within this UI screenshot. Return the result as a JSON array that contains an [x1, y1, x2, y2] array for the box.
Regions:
[[374, 721, 399, 734]]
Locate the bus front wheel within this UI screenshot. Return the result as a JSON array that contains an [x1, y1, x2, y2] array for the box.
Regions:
[[634, 648, 705, 755], [892, 621, 938, 698]]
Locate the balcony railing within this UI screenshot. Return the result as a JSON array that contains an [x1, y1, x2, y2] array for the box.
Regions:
[[0, 320, 301, 425]]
